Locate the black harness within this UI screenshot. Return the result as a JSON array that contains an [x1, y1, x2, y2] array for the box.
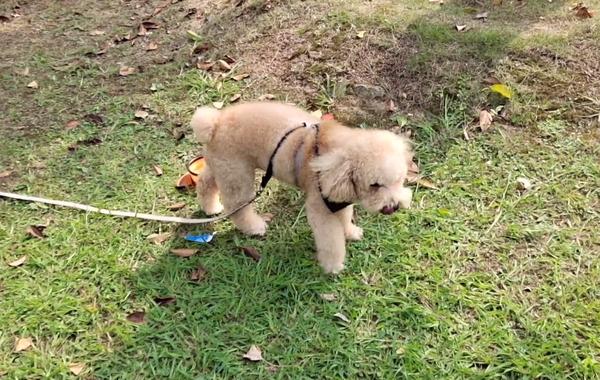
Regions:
[[260, 123, 352, 213]]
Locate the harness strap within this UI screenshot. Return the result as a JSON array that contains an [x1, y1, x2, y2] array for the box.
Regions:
[[260, 124, 307, 190], [312, 123, 352, 213]]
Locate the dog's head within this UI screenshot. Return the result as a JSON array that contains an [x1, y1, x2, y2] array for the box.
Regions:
[[310, 124, 413, 214]]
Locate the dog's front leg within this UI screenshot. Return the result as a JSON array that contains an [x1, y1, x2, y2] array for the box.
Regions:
[[336, 205, 363, 241], [305, 193, 347, 274]]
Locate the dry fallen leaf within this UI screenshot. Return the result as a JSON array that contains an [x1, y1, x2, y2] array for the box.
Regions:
[[26, 225, 46, 239], [146, 232, 171, 245], [0, 170, 13, 178], [142, 21, 159, 30], [8, 256, 27, 267], [573, 3, 594, 18], [14, 337, 33, 352], [334, 312, 350, 323], [320, 293, 337, 301], [84, 113, 104, 125], [126, 311, 146, 324], [190, 265, 207, 282], [243, 345, 263, 362], [68, 363, 85, 375], [154, 296, 176, 306], [217, 59, 232, 71], [475, 11, 489, 20], [231, 73, 249, 81], [455, 24, 467, 32], [479, 109, 493, 131], [197, 60, 215, 71], [239, 246, 261, 261], [415, 178, 439, 190], [170, 248, 198, 257], [146, 42, 158, 51], [119, 66, 136, 76], [134, 110, 149, 119], [27, 80, 38, 89], [356, 30, 366, 39], [167, 202, 186, 211], [65, 119, 80, 130], [89, 30, 105, 36], [387, 99, 398, 113], [212, 101, 224, 110], [258, 94, 275, 101], [516, 177, 532, 191], [230, 93, 241, 103], [153, 165, 163, 176]]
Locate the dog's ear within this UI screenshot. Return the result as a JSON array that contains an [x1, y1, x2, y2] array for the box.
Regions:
[[310, 151, 357, 202]]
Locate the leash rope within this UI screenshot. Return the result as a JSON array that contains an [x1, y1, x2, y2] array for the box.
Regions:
[[0, 190, 253, 224]]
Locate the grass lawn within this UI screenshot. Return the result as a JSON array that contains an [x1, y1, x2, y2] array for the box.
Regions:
[[1, 0, 599, 378]]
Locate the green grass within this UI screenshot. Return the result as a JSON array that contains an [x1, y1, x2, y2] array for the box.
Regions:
[[2, 0, 600, 378]]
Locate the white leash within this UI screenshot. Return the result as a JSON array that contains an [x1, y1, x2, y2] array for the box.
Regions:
[[0, 191, 253, 224]]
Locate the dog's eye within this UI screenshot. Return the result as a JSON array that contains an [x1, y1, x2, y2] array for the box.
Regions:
[[370, 183, 383, 189]]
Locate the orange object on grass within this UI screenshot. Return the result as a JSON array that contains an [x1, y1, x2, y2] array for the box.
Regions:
[[175, 156, 206, 189]]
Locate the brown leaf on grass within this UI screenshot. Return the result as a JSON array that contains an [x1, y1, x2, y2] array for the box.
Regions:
[[356, 30, 366, 39], [575, 5, 594, 18], [146, 42, 158, 51], [212, 101, 224, 110], [197, 60, 215, 71], [26, 225, 46, 239], [146, 232, 171, 245], [167, 202, 186, 211], [65, 119, 80, 130], [0, 170, 13, 178], [26, 80, 38, 89], [258, 94, 275, 101], [243, 345, 263, 362], [84, 113, 104, 125], [170, 248, 198, 257], [134, 110, 149, 119], [455, 24, 467, 32], [516, 177, 532, 191], [474, 11, 489, 20], [192, 42, 212, 55], [483, 75, 501, 85], [415, 178, 438, 190], [190, 265, 207, 282], [152, 165, 163, 176], [126, 311, 146, 324], [89, 30, 105, 36], [387, 99, 398, 113], [14, 337, 33, 352], [239, 246, 261, 261], [0, 15, 11, 23], [320, 293, 337, 301], [230, 93, 242, 103], [217, 59, 232, 71], [231, 73, 249, 81], [142, 21, 159, 30], [479, 109, 493, 131], [334, 312, 350, 323], [8, 256, 27, 267], [138, 24, 149, 37], [119, 66, 136, 76], [154, 296, 176, 306], [68, 363, 85, 375]]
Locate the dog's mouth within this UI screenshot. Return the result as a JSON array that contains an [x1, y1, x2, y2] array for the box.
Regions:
[[380, 204, 399, 215]]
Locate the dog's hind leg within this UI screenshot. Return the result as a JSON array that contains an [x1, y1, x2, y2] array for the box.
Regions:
[[196, 163, 224, 215], [210, 158, 267, 236], [337, 205, 363, 241], [305, 193, 347, 274]]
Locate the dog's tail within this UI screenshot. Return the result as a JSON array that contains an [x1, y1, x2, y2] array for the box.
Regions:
[[191, 107, 220, 143]]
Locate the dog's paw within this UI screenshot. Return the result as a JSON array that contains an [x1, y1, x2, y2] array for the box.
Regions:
[[321, 261, 345, 275], [345, 225, 363, 241], [240, 220, 268, 236], [203, 202, 224, 215]]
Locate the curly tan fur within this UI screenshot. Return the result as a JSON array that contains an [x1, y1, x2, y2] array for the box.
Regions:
[[191, 102, 414, 274]]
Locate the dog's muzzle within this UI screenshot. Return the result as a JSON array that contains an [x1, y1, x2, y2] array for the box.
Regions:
[[380, 204, 399, 215]]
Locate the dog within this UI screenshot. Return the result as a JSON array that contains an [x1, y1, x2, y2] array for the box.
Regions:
[[190, 102, 413, 274]]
